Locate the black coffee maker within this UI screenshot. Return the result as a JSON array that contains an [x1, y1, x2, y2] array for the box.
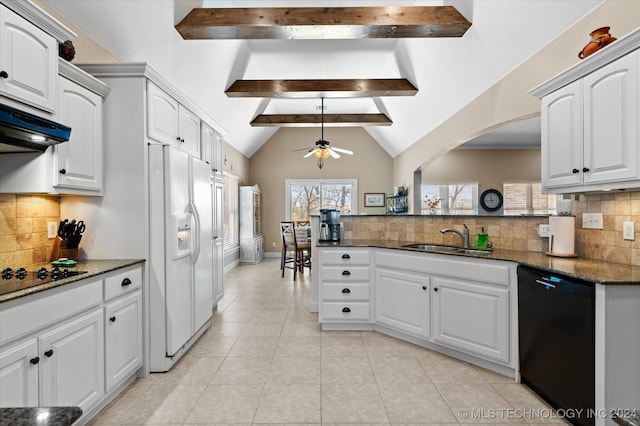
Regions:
[[319, 209, 340, 241]]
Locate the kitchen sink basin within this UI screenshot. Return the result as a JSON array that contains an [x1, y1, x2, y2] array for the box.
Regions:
[[401, 243, 491, 256]]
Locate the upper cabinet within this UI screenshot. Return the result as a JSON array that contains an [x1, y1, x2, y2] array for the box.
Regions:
[[531, 29, 640, 193], [55, 74, 104, 193], [147, 81, 200, 158], [0, 4, 57, 113], [201, 122, 224, 177]]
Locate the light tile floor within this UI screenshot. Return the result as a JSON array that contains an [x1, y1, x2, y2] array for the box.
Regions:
[[88, 258, 569, 425]]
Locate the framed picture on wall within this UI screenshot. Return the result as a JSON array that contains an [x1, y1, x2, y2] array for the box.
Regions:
[[364, 193, 385, 207]]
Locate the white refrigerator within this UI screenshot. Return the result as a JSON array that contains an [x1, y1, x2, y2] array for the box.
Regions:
[[148, 144, 213, 372]]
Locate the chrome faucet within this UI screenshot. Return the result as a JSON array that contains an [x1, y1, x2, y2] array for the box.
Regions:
[[440, 224, 470, 248]]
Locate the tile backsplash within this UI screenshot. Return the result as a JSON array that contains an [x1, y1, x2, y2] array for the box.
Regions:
[[342, 190, 640, 267], [0, 194, 60, 267]]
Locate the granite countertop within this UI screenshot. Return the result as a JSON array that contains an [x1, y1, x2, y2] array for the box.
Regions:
[[317, 239, 640, 285], [0, 407, 82, 426], [0, 259, 145, 303]]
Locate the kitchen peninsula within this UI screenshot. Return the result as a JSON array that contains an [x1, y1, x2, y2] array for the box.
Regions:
[[310, 213, 640, 426]]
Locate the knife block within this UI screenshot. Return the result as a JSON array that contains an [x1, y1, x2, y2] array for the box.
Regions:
[[50, 236, 79, 261]]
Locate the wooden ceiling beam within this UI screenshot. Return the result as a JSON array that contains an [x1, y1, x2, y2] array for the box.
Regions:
[[250, 114, 392, 127], [226, 78, 417, 98], [176, 6, 471, 40]]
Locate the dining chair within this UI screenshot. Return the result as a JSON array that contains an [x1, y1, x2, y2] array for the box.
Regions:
[[294, 220, 312, 270], [281, 221, 311, 281]]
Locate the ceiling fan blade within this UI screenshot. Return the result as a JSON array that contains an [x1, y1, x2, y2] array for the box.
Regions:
[[332, 147, 353, 155], [328, 149, 341, 159], [293, 147, 314, 151], [303, 149, 317, 158]]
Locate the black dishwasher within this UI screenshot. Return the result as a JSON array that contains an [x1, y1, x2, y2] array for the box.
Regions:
[[518, 265, 595, 426]]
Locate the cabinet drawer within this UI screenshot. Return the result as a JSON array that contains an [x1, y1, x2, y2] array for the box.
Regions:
[[104, 266, 142, 302], [0, 279, 102, 346], [321, 266, 369, 281], [321, 302, 370, 321], [321, 249, 370, 265], [322, 283, 370, 301]]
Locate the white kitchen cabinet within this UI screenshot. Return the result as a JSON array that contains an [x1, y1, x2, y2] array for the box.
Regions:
[[0, 263, 143, 422], [38, 308, 104, 412], [532, 31, 640, 193], [240, 185, 264, 263], [375, 267, 430, 339], [105, 290, 142, 392], [202, 123, 224, 177], [0, 338, 38, 407], [147, 81, 201, 158], [54, 76, 103, 192], [213, 178, 224, 302], [0, 60, 109, 195], [319, 248, 372, 325], [0, 4, 57, 113], [431, 276, 509, 363]]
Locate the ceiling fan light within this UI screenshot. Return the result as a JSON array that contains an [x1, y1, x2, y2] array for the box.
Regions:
[[323, 149, 330, 158], [314, 149, 322, 158]]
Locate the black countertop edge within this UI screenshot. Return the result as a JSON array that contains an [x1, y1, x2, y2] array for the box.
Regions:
[[316, 240, 640, 286], [312, 214, 551, 218], [0, 259, 146, 303], [0, 407, 82, 426]]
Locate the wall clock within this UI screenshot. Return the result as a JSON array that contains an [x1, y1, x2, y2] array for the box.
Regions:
[[480, 188, 503, 212]]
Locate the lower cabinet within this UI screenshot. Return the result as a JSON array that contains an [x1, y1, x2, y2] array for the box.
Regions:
[[105, 290, 142, 392], [38, 308, 104, 411], [0, 264, 143, 418], [431, 276, 509, 363], [0, 339, 38, 407], [375, 268, 430, 339]]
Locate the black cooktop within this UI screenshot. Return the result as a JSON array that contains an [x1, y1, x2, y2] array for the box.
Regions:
[[0, 267, 87, 296]]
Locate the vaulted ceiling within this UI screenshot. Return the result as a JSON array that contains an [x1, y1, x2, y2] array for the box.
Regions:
[[41, 0, 603, 158]]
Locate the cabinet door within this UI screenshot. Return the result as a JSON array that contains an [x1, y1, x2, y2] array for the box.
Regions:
[[541, 80, 583, 189], [38, 309, 104, 412], [583, 51, 638, 185], [201, 122, 214, 171], [0, 5, 57, 112], [178, 105, 200, 158], [213, 241, 224, 303], [105, 290, 142, 392], [431, 276, 508, 363], [0, 338, 38, 407], [147, 81, 179, 145], [212, 131, 223, 177], [55, 77, 103, 192], [375, 268, 430, 339]]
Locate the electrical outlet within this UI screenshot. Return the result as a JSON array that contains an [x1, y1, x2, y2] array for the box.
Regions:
[[582, 213, 604, 229], [271, 242, 276, 248], [623, 221, 635, 240], [536, 224, 550, 237], [47, 222, 57, 239]]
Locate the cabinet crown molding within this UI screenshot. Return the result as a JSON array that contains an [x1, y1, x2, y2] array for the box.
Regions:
[[77, 62, 226, 136], [530, 27, 640, 99], [59, 59, 110, 98], [0, 0, 76, 42]]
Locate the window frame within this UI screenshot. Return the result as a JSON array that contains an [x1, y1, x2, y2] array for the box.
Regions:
[[223, 172, 239, 251], [285, 178, 358, 220]]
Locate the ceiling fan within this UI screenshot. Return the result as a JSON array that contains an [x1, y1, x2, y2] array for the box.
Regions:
[[302, 98, 353, 169]]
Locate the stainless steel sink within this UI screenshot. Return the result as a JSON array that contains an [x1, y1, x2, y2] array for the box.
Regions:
[[401, 243, 491, 256]]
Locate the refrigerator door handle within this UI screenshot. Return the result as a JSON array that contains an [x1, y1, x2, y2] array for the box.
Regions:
[[190, 201, 201, 265]]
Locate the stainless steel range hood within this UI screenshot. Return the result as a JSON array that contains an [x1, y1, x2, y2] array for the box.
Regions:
[[0, 103, 71, 153]]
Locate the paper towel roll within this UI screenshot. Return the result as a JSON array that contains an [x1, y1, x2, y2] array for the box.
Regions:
[[549, 216, 575, 255]]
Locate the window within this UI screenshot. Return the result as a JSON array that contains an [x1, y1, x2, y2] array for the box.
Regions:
[[503, 182, 559, 215], [223, 172, 239, 250], [285, 179, 357, 221], [422, 183, 478, 215]]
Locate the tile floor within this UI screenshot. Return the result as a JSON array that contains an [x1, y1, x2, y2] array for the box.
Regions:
[[88, 258, 568, 425]]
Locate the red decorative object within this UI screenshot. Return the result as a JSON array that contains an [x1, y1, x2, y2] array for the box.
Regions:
[[58, 40, 75, 61], [578, 27, 616, 59]]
